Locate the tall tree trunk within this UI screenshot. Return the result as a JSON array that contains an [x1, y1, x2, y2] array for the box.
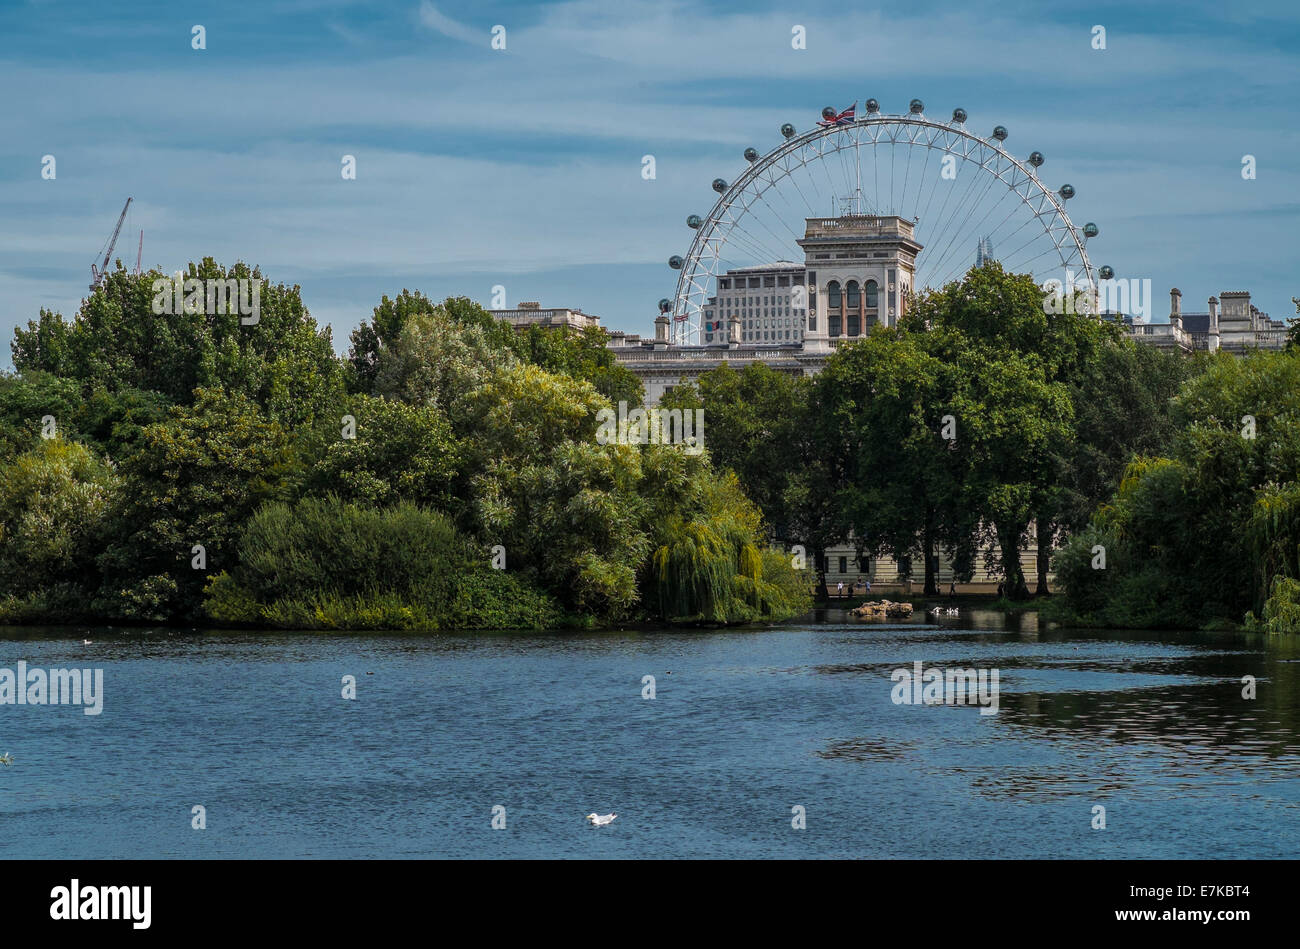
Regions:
[[815, 549, 829, 600], [1035, 517, 1052, 596], [923, 518, 939, 596], [999, 522, 1031, 600]]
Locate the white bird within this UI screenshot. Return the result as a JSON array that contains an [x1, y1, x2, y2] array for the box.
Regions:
[[81, 639, 93, 645], [946, 608, 958, 616], [0, 752, 13, 766], [586, 813, 617, 826]]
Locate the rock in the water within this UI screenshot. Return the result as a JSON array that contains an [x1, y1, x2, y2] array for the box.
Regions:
[[849, 599, 913, 619]]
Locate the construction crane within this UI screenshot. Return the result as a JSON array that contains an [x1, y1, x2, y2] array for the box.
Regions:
[[134, 230, 143, 275], [90, 197, 132, 291]]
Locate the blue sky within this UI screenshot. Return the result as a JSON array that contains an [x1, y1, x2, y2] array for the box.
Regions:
[[2, 0, 1297, 365]]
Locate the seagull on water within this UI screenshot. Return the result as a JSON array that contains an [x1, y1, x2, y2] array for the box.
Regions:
[[81, 639, 93, 645], [586, 813, 617, 826], [0, 752, 13, 766]]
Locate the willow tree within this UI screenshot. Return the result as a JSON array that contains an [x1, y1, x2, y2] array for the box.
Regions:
[[646, 471, 809, 624]]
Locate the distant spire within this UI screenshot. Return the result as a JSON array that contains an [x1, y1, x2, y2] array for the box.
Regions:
[[975, 236, 995, 268]]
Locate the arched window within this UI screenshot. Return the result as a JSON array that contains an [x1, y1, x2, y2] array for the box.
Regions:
[[846, 280, 860, 309], [865, 280, 879, 308], [827, 281, 841, 309]]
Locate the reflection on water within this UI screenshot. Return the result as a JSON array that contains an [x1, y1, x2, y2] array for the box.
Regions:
[[817, 737, 915, 761], [2, 610, 1299, 858]]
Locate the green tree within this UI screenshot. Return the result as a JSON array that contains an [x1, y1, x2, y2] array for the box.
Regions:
[[95, 388, 298, 621], [0, 371, 83, 464], [1056, 349, 1300, 628], [307, 394, 461, 511], [13, 261, 343, 430], [659, 362, 801, 539], [0, 439, 119, 619]]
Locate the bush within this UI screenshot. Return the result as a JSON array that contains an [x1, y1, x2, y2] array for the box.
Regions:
[[0, 438, 118, 604], [204, 496, 561, 630]]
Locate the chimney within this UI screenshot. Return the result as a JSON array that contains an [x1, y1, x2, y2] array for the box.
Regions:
[[1170, 287, 1181, 328], [653, 311, 670, 346], [1208, 296, 1220, 352]]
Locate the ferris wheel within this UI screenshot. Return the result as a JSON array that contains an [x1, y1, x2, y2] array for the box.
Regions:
[[664, 99, 1109, 346]]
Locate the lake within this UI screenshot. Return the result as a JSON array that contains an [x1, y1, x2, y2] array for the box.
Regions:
[[2, 608, 1297, 858]]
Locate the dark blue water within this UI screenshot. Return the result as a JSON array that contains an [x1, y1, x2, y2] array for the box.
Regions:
[[2, 609, 1298, 858]]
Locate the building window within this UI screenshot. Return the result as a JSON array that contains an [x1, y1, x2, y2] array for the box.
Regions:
[[865, 280, 879, 308], [838, 556, 847, 573], [828, 281, 841, 309]]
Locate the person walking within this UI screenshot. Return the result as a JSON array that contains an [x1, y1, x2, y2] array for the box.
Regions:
[[836, 580, 844, 598]]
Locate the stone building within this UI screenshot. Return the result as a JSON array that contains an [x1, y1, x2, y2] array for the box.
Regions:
[[1126, 288, 1286, 353], [489, 301, 601, 332], [700, 262, 806, 345]]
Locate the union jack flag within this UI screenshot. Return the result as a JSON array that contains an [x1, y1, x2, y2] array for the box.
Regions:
[[817, 103, 856, 127]]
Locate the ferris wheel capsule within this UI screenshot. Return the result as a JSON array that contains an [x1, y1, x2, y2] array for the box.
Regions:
[[952, 108, 967, 124], [821, 106, 837, 120], [744, 147, 759, 162], [992, 125, 1008, 141], [865, 98, 880, 114], [658, 298, 672, 313], [668, 255, 683, 269], [1028, 151, 1045, 167], [1059, 184, 1075, 199], [909, 99, 924, 114], [686, 214, 703, 229], [712, 178, 728, 193], [780, 123, 796, 138], [1083, 223, 1099, 238], [1099, 265, 1114, 280]]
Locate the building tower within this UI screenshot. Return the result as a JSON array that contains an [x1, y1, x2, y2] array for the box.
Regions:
[[797, 214, 923, 351]]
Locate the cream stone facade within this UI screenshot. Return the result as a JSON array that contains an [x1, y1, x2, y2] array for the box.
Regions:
[[489, 301, 602, 332], [1125, 288, 1286, 353]]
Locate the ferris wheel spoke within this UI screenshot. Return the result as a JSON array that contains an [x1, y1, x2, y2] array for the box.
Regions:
[[909, 141, 934, 223], [997, 222, 1059, 275], [899, 136, 917, 218], [928, 181, 1017, 286], [1003, 244, 1064, 279], [925, 153, 1000, 273], [925, 175, 1001, 283]]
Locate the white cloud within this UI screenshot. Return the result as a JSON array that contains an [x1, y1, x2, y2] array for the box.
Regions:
[[417, 1, 483, 45]]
